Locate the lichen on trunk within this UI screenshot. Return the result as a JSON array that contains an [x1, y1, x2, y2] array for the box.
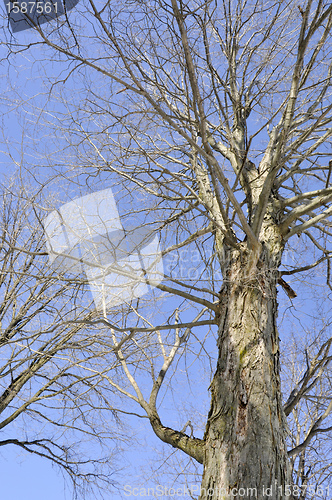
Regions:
[[199, 239, 291, 500]]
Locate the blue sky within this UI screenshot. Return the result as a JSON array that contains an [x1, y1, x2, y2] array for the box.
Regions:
[[0, 25, 78, 497], [0, 81, 204, 498], [1, 3, 332, 499], [0, 446, 71, 500]]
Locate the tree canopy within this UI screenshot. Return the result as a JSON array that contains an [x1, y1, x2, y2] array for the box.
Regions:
[[2, 1, 332, 498]]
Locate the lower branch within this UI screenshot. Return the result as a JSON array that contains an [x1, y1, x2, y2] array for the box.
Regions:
[[149, 412, 204, 464]]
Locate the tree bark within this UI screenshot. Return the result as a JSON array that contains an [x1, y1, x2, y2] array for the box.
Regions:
[[199, 242, 291, 500]]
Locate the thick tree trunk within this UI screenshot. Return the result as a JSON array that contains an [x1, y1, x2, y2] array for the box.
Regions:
[[199, 244, 291, 500]]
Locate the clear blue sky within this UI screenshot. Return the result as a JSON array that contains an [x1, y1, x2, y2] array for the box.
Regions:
[[0, 28, 78, 498], [1, 7, 327, 500], [0, 446, 71, 500]]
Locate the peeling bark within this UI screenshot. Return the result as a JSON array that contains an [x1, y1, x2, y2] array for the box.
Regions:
[[200, 237, 291, 500]]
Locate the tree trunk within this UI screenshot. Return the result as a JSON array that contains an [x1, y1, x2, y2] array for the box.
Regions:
[[199, 243, 291, 500]]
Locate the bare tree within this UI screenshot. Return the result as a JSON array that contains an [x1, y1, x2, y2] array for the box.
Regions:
[[0, 180, 122, 498], [3, 0, 332, 498]]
